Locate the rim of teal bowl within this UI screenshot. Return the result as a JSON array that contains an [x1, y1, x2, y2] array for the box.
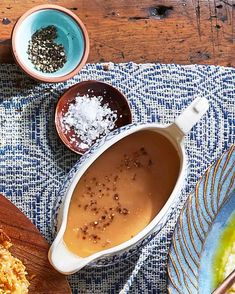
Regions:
[[11, 4, 90, 83]]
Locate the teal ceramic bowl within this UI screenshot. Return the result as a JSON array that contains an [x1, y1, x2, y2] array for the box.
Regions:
[[12, 5, 89, 83]]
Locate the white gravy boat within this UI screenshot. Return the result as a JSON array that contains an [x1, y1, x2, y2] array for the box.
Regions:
[[49, 97, 209, 274]]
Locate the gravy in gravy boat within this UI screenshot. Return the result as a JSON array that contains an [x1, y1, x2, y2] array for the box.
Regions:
[[49, 97, 209, 274], [64, 131, 180, 257]]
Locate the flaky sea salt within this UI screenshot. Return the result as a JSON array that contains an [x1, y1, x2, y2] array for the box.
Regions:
[[62, 94, 117, 147]]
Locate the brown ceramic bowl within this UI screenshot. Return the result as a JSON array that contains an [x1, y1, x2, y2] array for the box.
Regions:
[[55, 81, 132, 154], [11, 4, 89, 83]]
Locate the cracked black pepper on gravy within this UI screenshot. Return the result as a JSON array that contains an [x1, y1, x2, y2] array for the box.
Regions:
[[64, 131, 180, 257]]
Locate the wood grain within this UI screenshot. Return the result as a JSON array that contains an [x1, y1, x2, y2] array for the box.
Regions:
[[0, 194, 71, 294], [0, 0, 235, 66]]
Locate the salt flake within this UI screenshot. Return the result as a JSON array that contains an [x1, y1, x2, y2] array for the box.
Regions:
[[62, 95, 117, 147]]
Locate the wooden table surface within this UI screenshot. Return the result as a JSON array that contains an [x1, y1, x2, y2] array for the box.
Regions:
[[0, 0, 235, 66]]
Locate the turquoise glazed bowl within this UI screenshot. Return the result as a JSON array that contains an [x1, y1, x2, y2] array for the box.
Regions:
[[12, 5, 89, 83]]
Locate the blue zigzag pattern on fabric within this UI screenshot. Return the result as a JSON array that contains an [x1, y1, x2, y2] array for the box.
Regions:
[[0, 63, 234, 293]]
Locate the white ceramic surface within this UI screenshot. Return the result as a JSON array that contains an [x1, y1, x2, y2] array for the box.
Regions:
[[49, 97, 209, 274]]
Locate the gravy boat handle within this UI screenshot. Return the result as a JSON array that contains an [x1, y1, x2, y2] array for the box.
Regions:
[[173, 97, 209, 137], [48, 238, 91, 275]]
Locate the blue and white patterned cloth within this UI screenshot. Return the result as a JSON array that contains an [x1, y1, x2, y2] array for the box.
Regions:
[[0, 63, 234, 293]]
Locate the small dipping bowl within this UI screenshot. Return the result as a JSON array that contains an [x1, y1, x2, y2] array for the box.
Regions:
[[11, 4, 89, 82], [55, 80, 132, 154]]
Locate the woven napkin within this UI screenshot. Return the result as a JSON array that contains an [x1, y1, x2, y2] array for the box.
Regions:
[[0, 63, 234, 293]]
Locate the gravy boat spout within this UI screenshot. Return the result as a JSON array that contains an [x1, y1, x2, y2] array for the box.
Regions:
[[49, 97, 209, 274], [49, 238, 93, 274]]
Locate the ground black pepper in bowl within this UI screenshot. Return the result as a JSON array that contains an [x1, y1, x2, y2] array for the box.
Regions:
[[27, 25, 67, 73]]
